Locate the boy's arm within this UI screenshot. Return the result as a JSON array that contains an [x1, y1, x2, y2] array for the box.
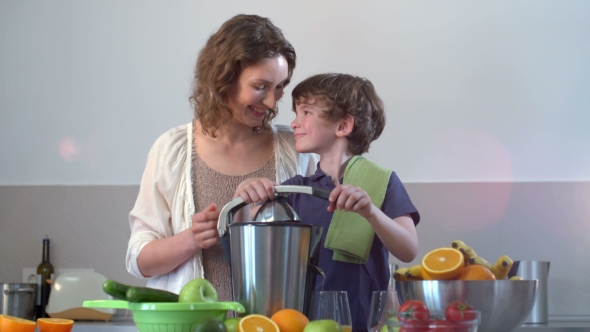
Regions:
[[327, 184, 419, 263], [366, 209, 418, 263]]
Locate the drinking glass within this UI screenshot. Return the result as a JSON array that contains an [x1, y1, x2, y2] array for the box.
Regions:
[[367, 290, 400, 332], [310, 290, 352, 332]]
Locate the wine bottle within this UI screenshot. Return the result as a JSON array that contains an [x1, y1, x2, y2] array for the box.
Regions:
[[35, 236, 55, 319]]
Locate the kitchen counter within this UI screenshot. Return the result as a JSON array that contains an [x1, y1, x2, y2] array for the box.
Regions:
[[69, 321, 136, 332], [514, 320, 590, 332], [65, 320, 590, 332]]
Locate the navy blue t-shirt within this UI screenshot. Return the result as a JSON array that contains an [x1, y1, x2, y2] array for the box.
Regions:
[[282, 166, 420, 332]]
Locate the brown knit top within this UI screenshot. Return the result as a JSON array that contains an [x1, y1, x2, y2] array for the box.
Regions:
[[191, 141, 276, 302]]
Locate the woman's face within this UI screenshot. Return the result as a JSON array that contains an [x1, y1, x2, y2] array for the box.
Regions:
[[226, 55, 289, 128]]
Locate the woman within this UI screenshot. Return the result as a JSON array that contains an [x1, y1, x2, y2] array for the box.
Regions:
[[125, 14, 318, 300]]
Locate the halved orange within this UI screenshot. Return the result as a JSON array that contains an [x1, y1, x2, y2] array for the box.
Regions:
[[421, 247, 464, 280], [239, 314, 280, 332], [0, 314, 37, 332], [37, 318, 74, 332]]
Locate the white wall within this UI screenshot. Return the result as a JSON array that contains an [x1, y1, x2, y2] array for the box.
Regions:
[[1, 0, 589, 185]]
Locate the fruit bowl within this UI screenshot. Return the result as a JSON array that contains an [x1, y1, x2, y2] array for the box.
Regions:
[[387, 311, 480, 332], [83, 300, 245, 332], [395, 280, 537, 332]]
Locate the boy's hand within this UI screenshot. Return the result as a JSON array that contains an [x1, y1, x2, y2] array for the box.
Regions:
[[234, 177, 277, 204], [327, 184, 374, 218]]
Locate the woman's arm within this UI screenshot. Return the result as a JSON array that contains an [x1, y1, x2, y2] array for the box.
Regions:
[[232, 178, 275, 222], [126, 125, 207, 279], [137, 203, 220, 277]]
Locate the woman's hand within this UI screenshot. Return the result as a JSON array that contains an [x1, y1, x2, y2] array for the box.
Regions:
[[137, 203, 220, 277], [234, 177, 277, 204], [327, 184, 375, 219], [191, 203, 221, 250]]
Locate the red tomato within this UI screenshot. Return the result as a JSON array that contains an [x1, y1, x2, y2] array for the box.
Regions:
[[398, 300, 430, 321], [445, 301, 477, 322]]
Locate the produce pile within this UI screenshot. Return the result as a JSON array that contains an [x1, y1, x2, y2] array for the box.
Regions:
[[102, 278, 344, 332], [394, 240, 522, 281]]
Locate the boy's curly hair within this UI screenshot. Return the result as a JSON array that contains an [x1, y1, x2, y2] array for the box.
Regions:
[[291, 73, 386, 155], [189, 14, 296, 137]]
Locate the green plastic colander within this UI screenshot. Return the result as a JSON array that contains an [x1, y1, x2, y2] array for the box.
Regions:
[[83, 300, 245, 332]]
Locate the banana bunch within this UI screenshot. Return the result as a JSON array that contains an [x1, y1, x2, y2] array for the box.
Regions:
[[451, 240, 478, 263], [393, 267, 410, 281], [393, 240, 517, 281], [393, 264, 429, 281], [491, 255, 514, 280]]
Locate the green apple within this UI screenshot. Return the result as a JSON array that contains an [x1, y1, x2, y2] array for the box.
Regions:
[[303, 319, 343, 332], [179, 278, 218, 303], [223, 317, 241, 332]]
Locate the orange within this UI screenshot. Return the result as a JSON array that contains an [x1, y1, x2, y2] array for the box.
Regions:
[[421, 268, 434, 280], [0, 314, 37, 332], [456, 264, 496, 280], [421, 247, 464, 280], [270, 308, 309, 332], [238, 314, 280, 332], [37, 318, 74, 332]]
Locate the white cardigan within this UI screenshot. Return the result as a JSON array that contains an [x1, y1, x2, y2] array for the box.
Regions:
[[126, 123, 318, 293]]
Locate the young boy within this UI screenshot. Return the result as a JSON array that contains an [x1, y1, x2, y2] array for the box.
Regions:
[[234, 73, 420, 331]]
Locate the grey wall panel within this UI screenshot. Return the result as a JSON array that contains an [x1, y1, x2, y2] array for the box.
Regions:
[[1, 182, 589, 318]]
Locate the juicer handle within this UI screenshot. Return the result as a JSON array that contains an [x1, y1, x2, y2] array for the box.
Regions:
[[217, 197, 248, 237], [275, 185, 331, 200], [217, 185, 331, 237]]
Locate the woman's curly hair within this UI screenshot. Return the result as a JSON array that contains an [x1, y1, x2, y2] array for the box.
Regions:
[[291, 73, 386, 155], [189, 14, 296, 137]]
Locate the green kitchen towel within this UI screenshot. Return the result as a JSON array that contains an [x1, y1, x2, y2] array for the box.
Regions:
[[324, 155, 392, 264]]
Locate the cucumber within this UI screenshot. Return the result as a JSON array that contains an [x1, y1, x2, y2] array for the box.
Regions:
[[125, 286, 179, 303], [102, 279, 132, 300]]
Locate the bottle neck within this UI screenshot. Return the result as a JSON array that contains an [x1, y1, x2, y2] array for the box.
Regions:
[[42, 239, 50, 263]]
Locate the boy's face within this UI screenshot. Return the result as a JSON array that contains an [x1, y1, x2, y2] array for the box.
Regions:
[[291, 98, 340, 154]]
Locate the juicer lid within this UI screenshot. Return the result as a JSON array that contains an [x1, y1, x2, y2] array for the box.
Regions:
[[253, 195, 301, 222]]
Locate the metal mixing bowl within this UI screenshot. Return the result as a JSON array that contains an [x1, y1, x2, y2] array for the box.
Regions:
[[395, 280, 537, 332]]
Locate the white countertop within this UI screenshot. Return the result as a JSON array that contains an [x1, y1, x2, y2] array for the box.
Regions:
[[70, 321, 137, 332], [67, 320, 590, 332], [514, 320, 590, 331]]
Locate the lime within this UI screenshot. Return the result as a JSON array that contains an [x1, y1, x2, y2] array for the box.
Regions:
[[192, 317, 227, 332], [223, 317, 240, 332], [303, 319, 343, 332]]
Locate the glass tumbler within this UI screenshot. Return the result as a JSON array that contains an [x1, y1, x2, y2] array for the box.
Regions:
[[367, 290, 400, 332], [310, 290, 352, 332]]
